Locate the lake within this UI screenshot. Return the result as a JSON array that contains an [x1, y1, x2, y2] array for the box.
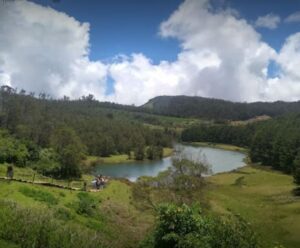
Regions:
[[94, 145, 246, 181]]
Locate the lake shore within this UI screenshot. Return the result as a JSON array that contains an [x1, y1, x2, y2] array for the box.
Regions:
[[83, 147, 174, 167], [184, 142, 248, 153]]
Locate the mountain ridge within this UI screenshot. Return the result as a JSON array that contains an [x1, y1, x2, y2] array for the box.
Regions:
[[141, 95, 300, 120]]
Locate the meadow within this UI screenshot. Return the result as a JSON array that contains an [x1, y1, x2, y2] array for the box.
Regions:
[[207, 166, 300, 248], [1, 150, 300, 247]]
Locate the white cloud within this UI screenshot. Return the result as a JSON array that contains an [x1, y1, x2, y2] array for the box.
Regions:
[[255, 13, 281, 29], [108, 0, 276, 104], [0, 0, 300, 105], [0, 0, 107, 99], [265, 33, 300, 101], [285, 11, 300, 23]]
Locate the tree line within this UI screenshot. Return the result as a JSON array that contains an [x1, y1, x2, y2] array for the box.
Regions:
[[142, 95, 300, 121], [182, 114, 300, 184], [0, 86, 174, 179]]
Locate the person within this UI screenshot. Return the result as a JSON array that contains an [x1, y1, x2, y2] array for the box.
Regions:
[[99, 174, 105, 189], [83, 181, 87, 191], [6, 165, 14, 179], [95, 174, 102, 189]]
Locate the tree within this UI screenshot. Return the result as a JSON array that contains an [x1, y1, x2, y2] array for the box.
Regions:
[[51, 126, 86, 179], [293, 151, 300, 185], [146, 146, 154, 160], [140, 203, 259, 248], [135, 146, 145, 161]]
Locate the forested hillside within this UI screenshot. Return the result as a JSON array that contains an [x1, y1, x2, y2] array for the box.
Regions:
[[0, 86, 174, 179], [182, 114, 300, 179], [143, 95, 300, 120]]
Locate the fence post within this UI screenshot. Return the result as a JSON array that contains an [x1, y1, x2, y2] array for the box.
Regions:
[[32, 173, 35, 183]]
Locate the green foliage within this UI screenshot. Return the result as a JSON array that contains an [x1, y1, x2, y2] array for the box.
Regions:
[[146, 146, 163, 160], [51, 126, 85, 179], [0, 88, 174, 178], [19, 186, 58, 205], [182, 114, 300, 176], [293, 151, 300, 185], [54, 207, 74, 221], [140, 203, 259, 248], [0, 200, 106, 248], [135, 146, 145, 160], [75, 192, 97, 216], [0, 130, 29, 166], [143, 95, 300, 120], [31, 148, 60, 177]]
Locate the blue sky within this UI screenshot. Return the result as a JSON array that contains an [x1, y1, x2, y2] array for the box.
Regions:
[[32, 0, 182, 63], [32, 0, 300, 61], [1, 0, 300, 104]]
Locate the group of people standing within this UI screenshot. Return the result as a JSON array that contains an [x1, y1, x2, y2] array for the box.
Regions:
[[93, 174, 106, 189]]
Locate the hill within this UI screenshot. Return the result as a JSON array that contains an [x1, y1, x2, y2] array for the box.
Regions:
[[142, 95, 300, 120]]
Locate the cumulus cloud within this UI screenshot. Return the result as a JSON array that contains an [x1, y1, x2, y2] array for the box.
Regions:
[[0, 0, 107, 99], [0, 0, 300, 105], [285, 11, 300, 23], [108, 0, 276, 104], [265, 33, 300, 101], [255, 13, 281, 29]]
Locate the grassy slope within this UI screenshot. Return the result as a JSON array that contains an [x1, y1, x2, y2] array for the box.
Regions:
[[0, 172, 154, 248], [2, 145, 300, 247], [207, 166, 300, 248]]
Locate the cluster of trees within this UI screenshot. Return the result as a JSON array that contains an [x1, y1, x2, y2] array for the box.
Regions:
[[0, 86, 174, 178], [182, 114, 300, 185], [182, 124, 255, 147], [143, 95, 300, 120], [140, 203, 259, 248]]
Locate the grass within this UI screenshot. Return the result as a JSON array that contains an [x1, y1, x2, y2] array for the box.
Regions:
[[85, 147, 174, 165], [187, 142, 248, 153], [207, 165, 300, 248], [0, 178, 154, 248], [19, 186, 59, 205], [0, 164, 95, 191], [2, 149, 300, 247], [0, 239, 19, 248]]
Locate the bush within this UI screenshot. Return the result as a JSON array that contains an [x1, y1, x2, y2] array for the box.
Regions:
[[0, 200, 106, 248], [54, 207, 74, 221], [19, 187, 58, 205], [140, 203, 260, 248], [75, 192, 97, 216]]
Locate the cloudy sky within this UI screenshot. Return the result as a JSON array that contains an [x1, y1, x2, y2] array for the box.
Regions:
[[0, 0, 300, 105]]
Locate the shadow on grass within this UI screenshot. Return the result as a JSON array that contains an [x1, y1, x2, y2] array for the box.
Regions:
[[292, 187, 300, 196]]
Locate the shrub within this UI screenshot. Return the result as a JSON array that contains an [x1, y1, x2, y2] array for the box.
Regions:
[[19, 187, 58, 205], [75, 192, 97, 216], [140, 203, 260, 248], [0, 200, 106, 248]]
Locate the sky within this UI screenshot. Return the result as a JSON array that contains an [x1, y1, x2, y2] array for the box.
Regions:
[[0, 0, 300, 105]]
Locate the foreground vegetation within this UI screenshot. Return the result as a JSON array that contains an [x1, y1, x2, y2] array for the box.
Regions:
[[0, 177, 154, 248], [2, 157, 300, 247], [207, 165, 300, 248]]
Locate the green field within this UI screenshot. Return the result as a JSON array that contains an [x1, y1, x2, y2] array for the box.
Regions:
[[0, 176, 154, 248], [84, 147, 173, 165], [207, 166, 300, 248], [1, 149, 300, 247]]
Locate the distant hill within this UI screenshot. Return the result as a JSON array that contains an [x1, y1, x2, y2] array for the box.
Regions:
[[141, 95, 300, 121]]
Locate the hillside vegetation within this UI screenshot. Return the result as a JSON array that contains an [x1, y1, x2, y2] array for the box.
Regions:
[[143, 95, 300, 120], [0, 86, 177, 179]]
